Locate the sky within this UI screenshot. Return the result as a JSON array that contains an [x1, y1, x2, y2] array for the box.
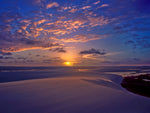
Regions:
[[0, 0, 150, 66]]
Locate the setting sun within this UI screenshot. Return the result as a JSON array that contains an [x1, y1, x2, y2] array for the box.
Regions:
[[64, 62, 73, 66]]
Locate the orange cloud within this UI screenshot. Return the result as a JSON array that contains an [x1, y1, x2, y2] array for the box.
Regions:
[[1, 40, 60, 53], [61, 6, 72, 11], [57, 16, 66, 20], [20, 19, 31, 23], [8, 13, 110, 42], [82, 6, 91, 9], [42, 19, 86, 35], [46, 2, 59, 9], [50, 34, 107, 43], [93, 1, 100, 5], [98, 4, 109, 8], [34, 19, 47, 25], [88, 16, 109, 27], [0, 3, 112, 55], [69, 8, 78, 13]]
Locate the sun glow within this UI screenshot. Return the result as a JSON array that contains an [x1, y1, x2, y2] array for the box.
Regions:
[[64, 62, 73, 66]]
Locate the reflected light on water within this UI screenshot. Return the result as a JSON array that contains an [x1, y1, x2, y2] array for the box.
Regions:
[[78, 69, 89, 72]]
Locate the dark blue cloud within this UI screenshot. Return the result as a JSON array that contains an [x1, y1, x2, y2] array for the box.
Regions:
[[133, 58, 141, 61], [36, 55, 40, 57], [17, 57, 27, 60], [49, 48, 66, 53], [80, 48, 106, 55], [0, 56, 13, 59], [0, 51, 12, 56]]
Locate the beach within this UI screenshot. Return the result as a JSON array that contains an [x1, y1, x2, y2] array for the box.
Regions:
[[0, 66, 150, 113]]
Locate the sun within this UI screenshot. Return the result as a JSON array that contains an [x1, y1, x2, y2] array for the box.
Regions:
[[64, 62, 73, 66]]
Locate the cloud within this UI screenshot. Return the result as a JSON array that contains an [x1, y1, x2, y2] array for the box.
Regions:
[[46, 2, 59, 9], [0, 6, 111, 47], [0, 35, 60, 53], [36, 55, 40, 57], [0, 56, 3, 59], [34, 19, 47, 26], [0, 51, 12, 56], [42, 19, 87, 35], [50, 34, 107, 43], [125, 36, 150, 49], [0, 61, 5, 63], [82, 6, 91, 10], [81, 51, 121, 60], [93, 1, 100, 5], [17, 57, 27, 60], [133, 58, 141, 61], [97, 4, 109, 8], [26, 60, 34, 63], [69, 8, 78, 13], [49, 48, 66, 53], [61, 6, 72, 11], [105, 52, 121, 56], [80, 48, 106, 55], [42, 59, 52, 63], [125, 40, 134, 44], [63, 34, 106, 42], [42, 57, 63, 63], [0, 1, 113, 63], [0, 56, 13, 59], [136, 39, 150, 48], [0, 0, 149, 66], [142, 36, 150, 39], [113, 26, 122, 30], [88, 16, 109, 27], [21, 0, 43, 6], [81, 54, 97, 59]]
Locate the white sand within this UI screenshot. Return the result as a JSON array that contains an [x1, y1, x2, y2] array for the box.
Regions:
[[0, 77, 150, 113]]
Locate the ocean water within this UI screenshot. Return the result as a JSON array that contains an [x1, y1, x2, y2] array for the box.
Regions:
[[0, 66, 150, 83], [0, 66, 150, 72]]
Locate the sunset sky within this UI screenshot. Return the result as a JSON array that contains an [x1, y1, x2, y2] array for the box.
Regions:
[[0, 0, 150, 66]]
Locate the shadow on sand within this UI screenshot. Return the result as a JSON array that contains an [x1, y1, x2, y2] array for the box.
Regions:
[[0, 71, 64, 83], [82, 76, 123, 91]]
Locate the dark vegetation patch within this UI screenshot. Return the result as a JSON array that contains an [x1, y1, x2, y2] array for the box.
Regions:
[[121, 74, 150, 98]]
